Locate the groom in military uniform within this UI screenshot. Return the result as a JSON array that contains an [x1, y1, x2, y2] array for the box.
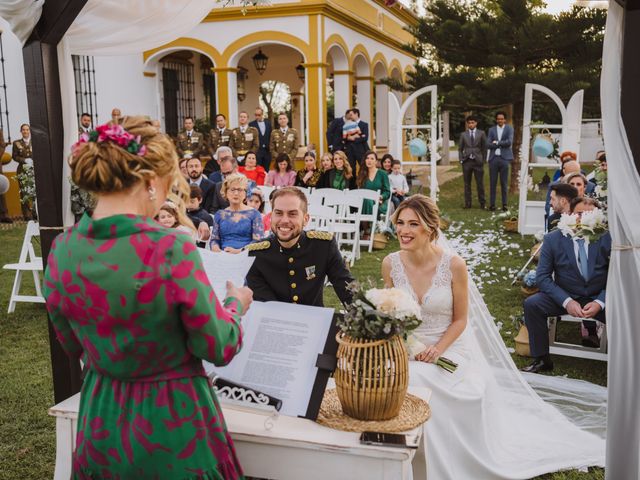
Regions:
[[246, 187, 353, 307], [269, 113, 299, 167]]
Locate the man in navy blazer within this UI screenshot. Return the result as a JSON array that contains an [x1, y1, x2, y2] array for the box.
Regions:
[[523, 197, 610, 373], [326, 110, 347, 153], [249, 107, 272, 171], [487, 111, 514, 211]]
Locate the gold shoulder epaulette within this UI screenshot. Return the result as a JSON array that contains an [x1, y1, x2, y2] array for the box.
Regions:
[[307, 230, 334, 241], [245, 240, 271, 252]]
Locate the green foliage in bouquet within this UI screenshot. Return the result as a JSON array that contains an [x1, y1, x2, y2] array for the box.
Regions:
[[15, 164, 36, 205], [337, 281, 422, 341], [70, 178, 96, 222]]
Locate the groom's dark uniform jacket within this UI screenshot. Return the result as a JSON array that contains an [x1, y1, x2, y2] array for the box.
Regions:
[[246, 231, 354, 307]]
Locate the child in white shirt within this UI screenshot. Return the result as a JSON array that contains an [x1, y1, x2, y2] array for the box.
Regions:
[[388, 160, 410, 208]]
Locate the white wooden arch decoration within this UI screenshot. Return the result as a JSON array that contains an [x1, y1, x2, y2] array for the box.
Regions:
[[518, 83, 584, 234], [388, 85, 438, 201]]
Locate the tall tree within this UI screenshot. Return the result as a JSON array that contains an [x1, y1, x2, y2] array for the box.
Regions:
[[401, 0, 606, 191]]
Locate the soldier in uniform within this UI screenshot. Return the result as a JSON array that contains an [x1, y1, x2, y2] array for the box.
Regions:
[[246, 187, 353, 307], [229, 111, 259, 164], [208, 114, 233, 161], [12, 123, 34, 220], [0, 128, 12, 223], [269, 113, 299, 168], [175, 116, 205, 158]]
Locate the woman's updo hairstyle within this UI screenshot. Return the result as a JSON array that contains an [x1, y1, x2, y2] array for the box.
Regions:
[[391, 194, 440, 242], [69, 115, 186, 198]]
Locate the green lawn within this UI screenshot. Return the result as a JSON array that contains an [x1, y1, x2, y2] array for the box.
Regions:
[[0, 169, 605, 479]]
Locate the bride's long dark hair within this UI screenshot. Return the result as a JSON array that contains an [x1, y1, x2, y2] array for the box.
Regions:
[[391, 194, 440, 242]]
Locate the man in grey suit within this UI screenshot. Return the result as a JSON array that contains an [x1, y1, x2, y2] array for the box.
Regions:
[[487, 111, 514, 211], [458, 115, 488, 209]]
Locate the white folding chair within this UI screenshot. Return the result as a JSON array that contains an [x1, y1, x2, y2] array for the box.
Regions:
[[379, 195, 394, 231], [3, 221, 45, 313], [312, 188, 345, 206], [306, 204, 335, 233], [260, 185, 276, 213], [324, 194, 361, 266], [346, 189, 380, 253], [548, 315, 608, 361]]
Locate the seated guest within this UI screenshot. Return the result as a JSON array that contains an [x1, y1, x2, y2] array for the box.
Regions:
[[210, 173, 264, 253], [388, 159, 409, 209], [295, 152, 322, 188], [319, 152, 334, 174], [381, 153, 393, 175], [317, 150, 352, 190], [186, 157, 216, 213], [265, 153, 296, 187], [552, 151, 578, 182], [246, 187, 354, 306], [238, 151, 266, 185], [156, 201, 197, 242], [247, 188, 270, 234], [210, 157, 256, 214], [187, 186, 214, 248], [357, 150, 391, 223], [179, 158, 189, 180], [523, 196, 610, 373], [545, 160, 581, 225], [208, 146, 233, 183], [564, 171, 595, 197], [547, 182, 578, 231]]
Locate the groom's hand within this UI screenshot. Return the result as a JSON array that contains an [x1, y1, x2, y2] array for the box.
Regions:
[[416, 345, 440, 364]]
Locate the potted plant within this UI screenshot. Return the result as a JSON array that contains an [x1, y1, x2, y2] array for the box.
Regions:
[[334, 282, 422, 420]]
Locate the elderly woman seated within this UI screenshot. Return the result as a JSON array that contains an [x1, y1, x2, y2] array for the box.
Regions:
[[210, 173, 264, 253]]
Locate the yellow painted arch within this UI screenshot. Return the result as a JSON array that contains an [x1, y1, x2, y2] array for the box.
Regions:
[[371, 52, 389, 78], [222, 31, 313, 66], [350, 44, 372, 76], [388, 58, 403, 78], [143, 37, 223, 68], [323, 34, 350, 63], [403, 64, 415, 82]]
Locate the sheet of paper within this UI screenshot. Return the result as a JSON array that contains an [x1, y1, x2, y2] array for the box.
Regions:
[[205, 301, 334, 417], [199, 249, 255, 300]]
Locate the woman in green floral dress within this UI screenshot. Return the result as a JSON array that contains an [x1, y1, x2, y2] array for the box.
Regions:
[[356, 150, 391, 216], [43, 117, 253, 479]]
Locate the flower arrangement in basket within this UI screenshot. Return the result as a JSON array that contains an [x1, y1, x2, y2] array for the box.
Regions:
[[372, 221, 395, 250], [335, 282, 456, 420], [510, 313, 531, 357], [520, 270, 538, 296], [496, 208, 518, 232]]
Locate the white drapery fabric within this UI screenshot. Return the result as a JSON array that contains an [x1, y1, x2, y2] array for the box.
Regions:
[[0, 0, 44, 44], [601, 3, 640, 479], [1, 0, 216, 225]]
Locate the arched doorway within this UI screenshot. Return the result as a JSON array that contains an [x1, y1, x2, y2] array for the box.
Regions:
[[353, 52, 372, 124], [373, 61, 389, 149], [326, 43, 350, 124]]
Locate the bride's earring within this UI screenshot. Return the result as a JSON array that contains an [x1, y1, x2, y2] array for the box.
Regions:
[[148, 187, 157, 201]]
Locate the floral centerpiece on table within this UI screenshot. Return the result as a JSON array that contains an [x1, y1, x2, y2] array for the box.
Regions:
[[557, 208, 608, 242]]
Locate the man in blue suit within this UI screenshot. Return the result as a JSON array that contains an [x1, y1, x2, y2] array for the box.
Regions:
[[249, 107, 272, 171], [326, 110, 347, 153], [487, 111, 514, 211], [523, 197, 610, 373]]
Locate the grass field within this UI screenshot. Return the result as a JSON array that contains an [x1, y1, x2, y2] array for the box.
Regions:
[[0, 167, 605, 479]]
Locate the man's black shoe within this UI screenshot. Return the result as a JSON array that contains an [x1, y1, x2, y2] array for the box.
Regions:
[[463, 205, 471, 209], [502, 206, 509, 212], [521, 357, 554, 374], [489, 205, 496, 211], [0, 217, 13, 224]]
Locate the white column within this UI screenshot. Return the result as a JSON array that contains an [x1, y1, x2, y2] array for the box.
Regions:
[[375, 82, 389, 148], [227, 70, 238, 128], [332, 70, 351, 119], [355, 76, 373, 124]]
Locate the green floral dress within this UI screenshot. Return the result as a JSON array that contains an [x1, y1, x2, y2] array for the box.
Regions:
[[362, 169, 391, 216], [43, 214, 245, 480]]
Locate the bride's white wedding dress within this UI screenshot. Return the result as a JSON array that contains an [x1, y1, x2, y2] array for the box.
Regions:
[[389, 247, 605, 479]]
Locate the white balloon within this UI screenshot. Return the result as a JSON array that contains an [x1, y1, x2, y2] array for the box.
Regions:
[[0, 174, 9, 195]]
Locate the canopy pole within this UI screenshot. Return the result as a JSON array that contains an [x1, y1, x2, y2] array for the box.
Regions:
[[22, 0, 87, 404]]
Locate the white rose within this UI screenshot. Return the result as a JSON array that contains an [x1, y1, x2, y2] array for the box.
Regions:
[[557, 213, 578, 238]]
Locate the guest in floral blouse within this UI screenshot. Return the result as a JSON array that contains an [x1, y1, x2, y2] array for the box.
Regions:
[[295, 151, 322, 188], [211, 173, 264, 253], [43, 117, 253, 480], [265, 153, 296, 187]]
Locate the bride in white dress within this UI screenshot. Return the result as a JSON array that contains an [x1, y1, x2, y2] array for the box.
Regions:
[[382, 195, 605, 480]]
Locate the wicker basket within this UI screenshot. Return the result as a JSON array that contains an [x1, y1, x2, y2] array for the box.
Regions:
[[514, 325, 531, 357], [334, 333, 408, 421], [520, 285, 539, 297], [503, 219, 519, 233], [372, 232, 389, 250]]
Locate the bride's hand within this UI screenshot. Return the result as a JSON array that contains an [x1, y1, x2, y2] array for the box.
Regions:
[[416, 345, 440, 363]]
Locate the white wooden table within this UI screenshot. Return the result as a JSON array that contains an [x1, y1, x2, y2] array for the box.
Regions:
[[49, 387, 431, 480]]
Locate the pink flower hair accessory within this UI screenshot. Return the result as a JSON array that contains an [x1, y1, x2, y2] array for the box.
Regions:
[[72, 122, 147, 157]]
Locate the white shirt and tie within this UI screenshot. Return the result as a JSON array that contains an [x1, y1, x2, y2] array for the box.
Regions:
[[257, 121, 266, 136], [495, 125, 504, 157], [562, 236, 605, 310]]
